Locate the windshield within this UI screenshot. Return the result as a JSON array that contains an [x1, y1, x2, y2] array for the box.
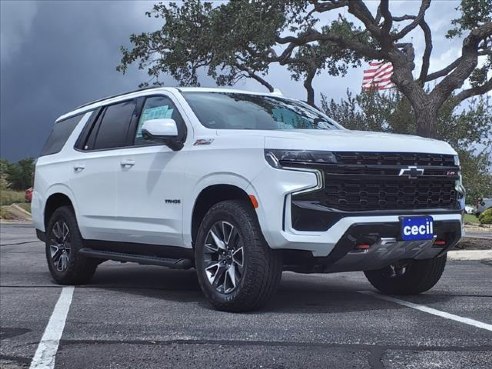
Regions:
[[182, 92, 342, 130]]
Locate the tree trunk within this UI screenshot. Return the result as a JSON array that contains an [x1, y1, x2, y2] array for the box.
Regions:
[[414, 103, 438, 138], [305, 83, 315, 107], [304, 70, 316, 107]]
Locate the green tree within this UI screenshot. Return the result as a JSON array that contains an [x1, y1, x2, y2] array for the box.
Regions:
[[118, 0, 492, 138], [0, 159, 11, 191], [459, 151, 492, 203], [6, 158, 35, 191], [321, 90, 492, 202]]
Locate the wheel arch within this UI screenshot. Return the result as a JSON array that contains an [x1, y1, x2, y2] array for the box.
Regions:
[[190, 184, 254, 246], [44, 192, 75, 229]]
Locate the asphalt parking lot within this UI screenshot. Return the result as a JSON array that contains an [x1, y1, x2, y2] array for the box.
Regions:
[[1, 224, 491, 369]]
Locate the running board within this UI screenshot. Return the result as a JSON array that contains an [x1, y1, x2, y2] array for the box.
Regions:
[[79, 248, 193, 269]]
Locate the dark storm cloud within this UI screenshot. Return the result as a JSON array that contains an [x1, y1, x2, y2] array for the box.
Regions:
[[1, 1, 482, 162], [0, 1, 169, 161]]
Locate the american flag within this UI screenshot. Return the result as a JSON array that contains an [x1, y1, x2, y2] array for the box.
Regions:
[[362, 61, 395, 91]]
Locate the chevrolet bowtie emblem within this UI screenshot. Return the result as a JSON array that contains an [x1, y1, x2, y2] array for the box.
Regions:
[[399, 166, 424, 179]]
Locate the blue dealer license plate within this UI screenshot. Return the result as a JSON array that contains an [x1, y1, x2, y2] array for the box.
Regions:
[[400, 216, 434, 241]]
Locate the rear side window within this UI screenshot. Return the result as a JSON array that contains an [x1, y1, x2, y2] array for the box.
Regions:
[[40, 113, 86, 156], [90, 100, 137, 150]]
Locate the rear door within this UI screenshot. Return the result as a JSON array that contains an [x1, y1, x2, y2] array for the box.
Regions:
[[69, 99, 138, 241], [114, 94, 189, 247]]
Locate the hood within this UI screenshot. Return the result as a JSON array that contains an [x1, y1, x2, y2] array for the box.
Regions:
[[257, 129, 456, 155]]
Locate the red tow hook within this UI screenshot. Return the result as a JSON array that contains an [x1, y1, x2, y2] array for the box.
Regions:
[[355, 243, 371, 251], [434, 239, 446, 246]]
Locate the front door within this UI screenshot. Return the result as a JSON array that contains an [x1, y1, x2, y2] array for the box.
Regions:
[[115, 94, 188, 247]]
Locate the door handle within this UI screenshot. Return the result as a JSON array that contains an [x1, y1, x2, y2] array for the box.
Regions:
[[73, 164, 85, 172], [120, 159, 135, 168]]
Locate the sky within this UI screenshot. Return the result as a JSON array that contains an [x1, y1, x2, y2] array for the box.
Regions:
[[0, 0, 487, 161]]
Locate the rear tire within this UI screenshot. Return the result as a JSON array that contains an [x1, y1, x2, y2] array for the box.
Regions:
[[364, 255, 447, 295], [45, 206, 98, 285], [195, 200, 282, 312]]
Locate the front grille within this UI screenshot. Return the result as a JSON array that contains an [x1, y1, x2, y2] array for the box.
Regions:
[[322, 177, 457, 211], [292, 152, 460, 212], [333, 152, 455, 167]]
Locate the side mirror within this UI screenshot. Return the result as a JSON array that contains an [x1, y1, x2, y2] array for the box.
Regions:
[[141, 119, 183, 151], [142, 119, 178, 139]]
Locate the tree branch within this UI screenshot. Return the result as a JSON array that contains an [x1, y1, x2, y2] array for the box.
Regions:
[[454, 77, 492, 103], [379, 0, 392, 35], [478, 49, 492, 56], [470, 21, 492, 40], [393, 0, 431, 40], [274, 41, 299, 65], [431, 21, 492, 105], [374, 5, 382, 25], [276, 29, 384, 60], [347, 0, 382, 40], [392, 13, 433, 82], [418, 18, 433, 83], [425, 58, 462, 81], [234, 63, 274, 92], [309, 0, 348, 12]]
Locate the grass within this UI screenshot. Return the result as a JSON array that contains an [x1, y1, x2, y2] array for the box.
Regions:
[[0, 189, 26, 206], [0, 188, 31, 219], [0, 207, 11, 220], [464, 213, 480, 225], [0, 202, 31, 220]]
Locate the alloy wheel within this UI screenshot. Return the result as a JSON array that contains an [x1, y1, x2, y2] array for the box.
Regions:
[[202, 221, 244, 294], [49, 220, 71, 272]]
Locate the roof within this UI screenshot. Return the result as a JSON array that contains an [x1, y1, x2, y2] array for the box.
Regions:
[[56, 86, 283, 122], [74, 86, 166, 110], [177, 86, 282, 96]]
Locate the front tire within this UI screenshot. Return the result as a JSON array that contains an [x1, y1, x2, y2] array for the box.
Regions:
[[364, 255, 447, 295], [45, 206, 98, 285], [195, 200, 282, 312]]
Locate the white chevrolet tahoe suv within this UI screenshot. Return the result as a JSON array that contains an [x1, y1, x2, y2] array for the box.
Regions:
[[32, 87, 464, 312]]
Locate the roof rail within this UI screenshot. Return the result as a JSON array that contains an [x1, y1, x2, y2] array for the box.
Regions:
[[75, 85, 164, 110]]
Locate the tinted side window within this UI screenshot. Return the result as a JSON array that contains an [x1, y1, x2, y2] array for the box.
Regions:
[[40, 113, 86, 156], [134, 96, 185, 145], [92, 100, 136, 150]]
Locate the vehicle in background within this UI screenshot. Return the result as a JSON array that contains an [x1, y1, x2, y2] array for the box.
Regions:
[[25, 187, 33, 203], [464, 205, 476, 214], [476, 198, 492, 216]]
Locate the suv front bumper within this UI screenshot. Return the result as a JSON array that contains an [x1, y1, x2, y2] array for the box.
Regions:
[[317, 220, 460, 272], [268, 212, 462, 257], [249, 166, 463, 259]]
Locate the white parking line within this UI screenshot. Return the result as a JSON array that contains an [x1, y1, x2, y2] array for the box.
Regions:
[[29, 286, 75, 369], [359, 291, 492, 332]]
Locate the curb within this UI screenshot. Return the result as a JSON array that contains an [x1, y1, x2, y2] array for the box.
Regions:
[[464, 225, 492, 232], [0, 220, 33, 225], [11, 203, 32, 216], [447, 250, 492, 261]]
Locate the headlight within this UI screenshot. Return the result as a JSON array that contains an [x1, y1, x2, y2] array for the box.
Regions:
[[456, 174, 465, 199], [264, 149, 337, 168], [452, 155, 465, 199]]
